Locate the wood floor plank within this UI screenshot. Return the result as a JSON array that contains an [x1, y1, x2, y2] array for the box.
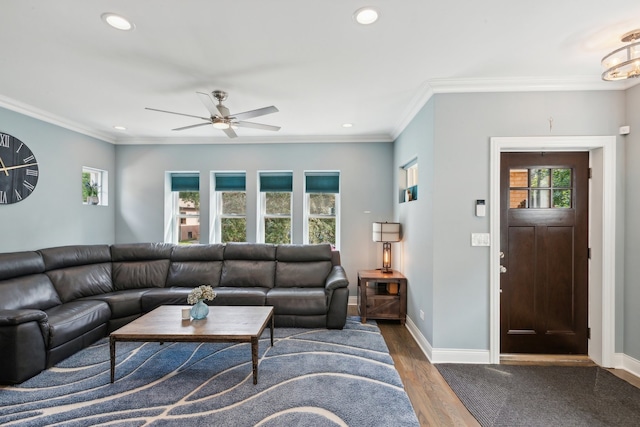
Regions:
[[377, 321, 480, 427]]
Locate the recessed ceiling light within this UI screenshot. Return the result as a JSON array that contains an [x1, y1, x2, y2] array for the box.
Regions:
[[342, 123, 353, 128], [101, 13, 135, 31], [113, 125, 127, 131], [354, 7, 379, 25]]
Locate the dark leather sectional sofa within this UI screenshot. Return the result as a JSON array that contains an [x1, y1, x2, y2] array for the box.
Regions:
[[0, 242, 349, 384]]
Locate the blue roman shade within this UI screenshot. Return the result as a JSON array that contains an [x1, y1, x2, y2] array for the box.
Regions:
[[171, 173, 199, 191], [260, 172, 293, 192], [215, 172, 246, 191], [306, 172, 340, 193]]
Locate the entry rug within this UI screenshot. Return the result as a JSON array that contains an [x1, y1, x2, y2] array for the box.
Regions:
[[437, 364, 640, 427], [0, 317, 419, 426]]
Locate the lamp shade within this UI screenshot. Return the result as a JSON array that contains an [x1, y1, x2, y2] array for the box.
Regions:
[[372, 222, 401, 242]]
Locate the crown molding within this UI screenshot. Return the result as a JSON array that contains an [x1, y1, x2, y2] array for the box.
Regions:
[[390, 75, 637, 141], [0, 94, 115, 143], [428, 75, 632, 93], [114, 133, 394, 145]]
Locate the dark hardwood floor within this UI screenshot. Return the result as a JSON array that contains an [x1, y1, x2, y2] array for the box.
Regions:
[[354, 308, 640, 427], [377, 320, 479, 427]]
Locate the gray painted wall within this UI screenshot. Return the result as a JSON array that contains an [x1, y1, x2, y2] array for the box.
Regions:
[[0, 107, 115, 252], [114, 142, 394, 292], [624, 84, 640, 359], [394, 98, 435, 345], [394, 90, 627, 352]]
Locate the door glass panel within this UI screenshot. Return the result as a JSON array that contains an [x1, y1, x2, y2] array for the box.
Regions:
[[552, 169, 571, 188], [529, 169, 550, 188], [529, 189, 550, 208], [510, 189, 529, 208], [510, 169, 528, 187], [553, 190, 572, 208], [510, 167, 573, 209]]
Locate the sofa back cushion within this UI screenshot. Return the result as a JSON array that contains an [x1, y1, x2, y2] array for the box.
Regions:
[[0, 250, 61, 310], [40, 245, 113, 303], [275, 244, 333, 288], [167, 244, 224, 287], [111, 243, 173, 290], [220, 243, 276, 288]]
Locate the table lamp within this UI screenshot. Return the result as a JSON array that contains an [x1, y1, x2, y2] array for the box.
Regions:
[[372, 222, 401, 273]]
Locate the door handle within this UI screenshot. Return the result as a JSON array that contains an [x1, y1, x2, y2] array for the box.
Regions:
[[500, 265, 507, 273]]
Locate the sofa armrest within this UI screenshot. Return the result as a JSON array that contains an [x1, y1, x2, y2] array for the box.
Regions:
[[0, 309, 47, 326], [325, 265, 349, 291]]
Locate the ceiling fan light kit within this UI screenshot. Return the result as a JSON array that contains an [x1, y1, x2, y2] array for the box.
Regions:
[[601, 29, 640, 81], [145, 90, 280, 139]]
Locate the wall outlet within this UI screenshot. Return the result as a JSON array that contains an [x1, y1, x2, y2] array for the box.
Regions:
[[420, 310, 425, 320]]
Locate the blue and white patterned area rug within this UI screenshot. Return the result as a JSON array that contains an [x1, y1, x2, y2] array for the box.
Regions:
[[0, 318, 419, 426]]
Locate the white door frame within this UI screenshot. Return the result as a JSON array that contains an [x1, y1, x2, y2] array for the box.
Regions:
[[489, 136, 617, 366]]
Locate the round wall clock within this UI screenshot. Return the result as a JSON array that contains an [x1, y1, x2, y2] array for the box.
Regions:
[[0, 132, 39, 204]]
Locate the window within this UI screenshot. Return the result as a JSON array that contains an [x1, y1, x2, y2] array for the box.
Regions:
[[212, 172, 247, 243], [509, 168, 572, 209], [258, 171, 292, 244], [82, 167, 108, 206], [304, 171, 340, 249], [400, 159, 418, 202], [167, 172, 200, 245]]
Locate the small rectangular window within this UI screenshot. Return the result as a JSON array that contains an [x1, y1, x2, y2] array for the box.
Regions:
[[166, 172, 200, 244], [82, 167, 108, 206], [258, 171, 292, 244], [304, 171, 340, 248], [400, 159, 418, 202], [213, 172, 247, 243]]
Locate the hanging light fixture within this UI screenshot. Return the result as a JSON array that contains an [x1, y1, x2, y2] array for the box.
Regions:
[[601, 29, 640, 81]]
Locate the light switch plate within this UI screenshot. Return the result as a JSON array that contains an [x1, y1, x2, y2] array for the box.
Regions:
[[471, 233, 490, 246]]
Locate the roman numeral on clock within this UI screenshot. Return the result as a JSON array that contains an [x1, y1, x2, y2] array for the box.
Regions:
[[0, 191, 7, 204], [23, 180, 35, 191], [14, 189, 22, 201], [26, 169, 38, 176], [23, 154, 35, 163]]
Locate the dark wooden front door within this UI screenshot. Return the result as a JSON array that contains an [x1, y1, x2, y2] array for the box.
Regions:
[[500, 152, 589, 354]]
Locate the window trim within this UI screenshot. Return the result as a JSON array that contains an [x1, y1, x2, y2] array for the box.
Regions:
[[164, 171, 200, 244]]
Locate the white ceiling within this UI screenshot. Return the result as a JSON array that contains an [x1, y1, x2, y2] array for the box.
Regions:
[[1, 0, 639, 144]]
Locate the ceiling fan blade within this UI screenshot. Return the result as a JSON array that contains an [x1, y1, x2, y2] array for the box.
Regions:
[[172, 122, 213, 131], [222, 127, 238, 138], [216, 103, 231, 118], [232, 106, 279, 121], [145, 107, 210, 121], [196, 92, 219, 117], [235, 121, 281, 132]]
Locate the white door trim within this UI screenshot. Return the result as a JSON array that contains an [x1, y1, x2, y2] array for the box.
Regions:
[[489, 136, 616, 366]]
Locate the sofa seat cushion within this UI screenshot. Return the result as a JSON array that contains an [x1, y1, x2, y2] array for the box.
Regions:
[[140, 288, 192, 312], [266, 288, 327, 315], [81, 289, 148, 318], [211, 287, 268, 306], [45, 300, 110, 348]]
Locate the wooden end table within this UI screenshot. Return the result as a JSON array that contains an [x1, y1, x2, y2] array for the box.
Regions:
[[358, 269, 407, 324], [109, 305, 274, 385]]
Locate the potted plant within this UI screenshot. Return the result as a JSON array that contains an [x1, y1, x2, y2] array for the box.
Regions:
[[85, 181, 100, 205]]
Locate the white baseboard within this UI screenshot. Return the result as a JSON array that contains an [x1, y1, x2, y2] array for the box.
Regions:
[[405, 316, 490, 363], [619, 353, 640, 378], [405, 316, 433, 362]]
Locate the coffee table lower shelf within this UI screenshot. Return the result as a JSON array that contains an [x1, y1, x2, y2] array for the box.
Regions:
[[109, 305, 274, 385]]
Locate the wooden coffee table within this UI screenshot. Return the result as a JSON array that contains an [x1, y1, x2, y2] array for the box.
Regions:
[[109, 305, 274, 384]]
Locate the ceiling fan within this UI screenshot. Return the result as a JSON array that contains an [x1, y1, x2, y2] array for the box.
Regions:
[[145, 90, 280, 138]]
